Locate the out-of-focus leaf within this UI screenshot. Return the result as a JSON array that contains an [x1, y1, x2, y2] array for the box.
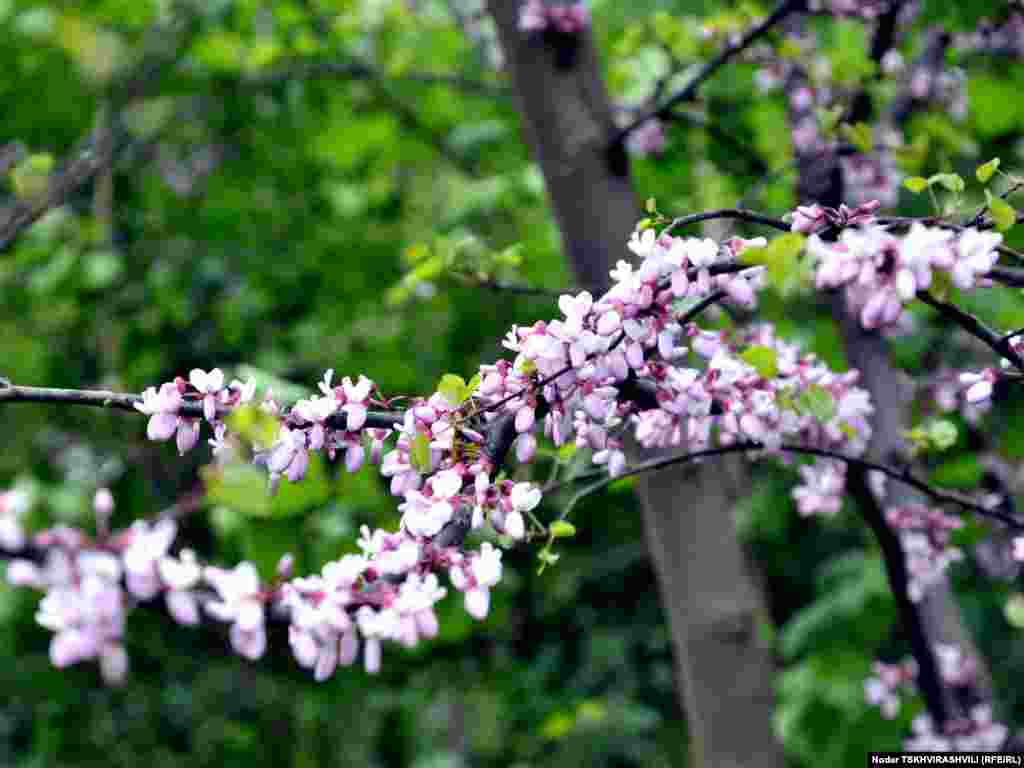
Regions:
[[202, 455, 330, 518]]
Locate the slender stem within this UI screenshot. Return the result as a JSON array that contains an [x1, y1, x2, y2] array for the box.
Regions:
[[0, 383, 404, 430], [916, 291, 1024, 372], [546, 440, 1019, 528], [245, 60, 507, 98], [0, 13, 198, 253], [966, 180, 1024, 229], [470, 279, 569, 298], [665, 208, 791, 234]]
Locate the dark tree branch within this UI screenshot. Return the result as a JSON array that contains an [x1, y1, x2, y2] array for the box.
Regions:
[[0, 12, 199, 253], [546, 440, 1016, 527], [0, 383, 404, 431], [610, 0, 803, 152], [470, 279, 569, 298], [245, 60, 508, 98], [667, 108, 771, 177], [844, 465, 952, 727], [666, 208, 791, 234], [916, 291, 1024, 371]]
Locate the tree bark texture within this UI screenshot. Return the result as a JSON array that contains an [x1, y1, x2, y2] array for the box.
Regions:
[[487, 3, 786, 765]]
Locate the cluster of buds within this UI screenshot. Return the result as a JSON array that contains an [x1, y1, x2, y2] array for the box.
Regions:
[[865, 644, 994, 747]]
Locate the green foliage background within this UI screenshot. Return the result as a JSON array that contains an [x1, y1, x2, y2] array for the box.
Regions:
[[0, 0, 1023, 765]]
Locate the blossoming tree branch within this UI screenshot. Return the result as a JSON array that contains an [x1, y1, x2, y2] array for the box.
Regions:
[[0, 194, 1019, 687]]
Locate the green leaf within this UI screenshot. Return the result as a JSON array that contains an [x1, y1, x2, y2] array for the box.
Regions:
[[536, 547, 561, 574], [929, 420, 958, 450], [838, 122, 873, 154], [82, 249, 123, 290], [1005, 594, 1024, 629], [987, 191, 1017, 232], [741, 345, 780, 379], [976, 157, 1000, 183], [645, 197, 657, 213], [541, 711, 575, 741], [797, 385, 836, 422], [903, 176, 929, 194], [10, 152, 54, 199], [202, 456, 330, 518], [739, 233, 806, 296], [437, 373, 469, 404], [410, 432, 432, 473], [928, 173, 965, 193], [549, 520, 577, 539]]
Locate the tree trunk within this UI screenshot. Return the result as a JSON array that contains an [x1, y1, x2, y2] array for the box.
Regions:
[[789, 11, 990, 718], [486, 4, 786, 765]]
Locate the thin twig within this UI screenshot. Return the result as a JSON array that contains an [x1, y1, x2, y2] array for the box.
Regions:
[[545, 441, 1017, 527], [916, 290, 1024, 371], [245, 60, 507, 98], [610, 0, 802, 149], [666, 208, 791, 234], [0, 383, 404, 430], [0, 13, 198, 253]]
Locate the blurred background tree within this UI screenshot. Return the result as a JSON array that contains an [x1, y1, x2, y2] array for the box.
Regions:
[[0, 0, 1022, 766]]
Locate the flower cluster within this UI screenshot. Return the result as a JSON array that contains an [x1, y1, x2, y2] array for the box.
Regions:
[[885, 504, 964, 602], [789, 200, 881, 234], [954, 335, 1024, 407], [865, 644, 1003, 751], [806, 221, 1004, 330], [792, 459, 846, 517], [904, 706, 1008, 752], [6, 218, 881, 683], [519, 0, 590, 35], [924, 367, 992, 424], [134, 369, 258, 456], [864, 658, 918, 719], [840, 149, 902, 210], [907, 66, 968, 122], [4, 488, 475, 680], [625, 118, 667, 157], [955, 12, 1024, 59]]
